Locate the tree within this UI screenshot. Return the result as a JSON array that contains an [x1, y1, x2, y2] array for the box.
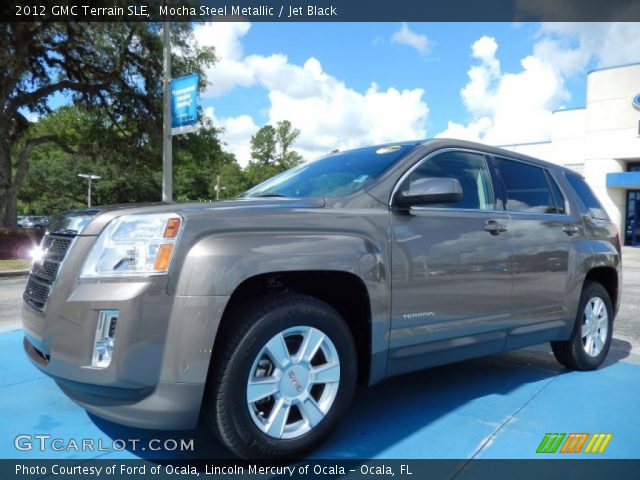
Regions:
[[18, 107, 239, 212], [0, 20, 215, 226], [275, 120, 304, 168], [213, 162, 251, 199], [173, 118, 237, 202], [247, 120, 304, 185], [249, 125, 277, 166]]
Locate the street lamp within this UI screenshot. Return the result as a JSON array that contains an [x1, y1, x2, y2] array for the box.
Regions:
[[214, 174, 226, 200], [78, 173, 101, 208]]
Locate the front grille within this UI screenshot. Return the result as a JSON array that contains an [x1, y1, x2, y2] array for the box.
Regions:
[[41, 236, 73, 259], [23, 234, 75, 311], [31, 258, 60, 282]]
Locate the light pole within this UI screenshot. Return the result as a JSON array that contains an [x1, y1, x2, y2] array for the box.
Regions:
[[78, 173, 101, 207], [214, 174, 226, 200], [162, 20, 172, 202]]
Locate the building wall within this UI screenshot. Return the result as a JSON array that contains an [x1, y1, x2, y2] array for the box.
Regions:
[[505, 63, 640, 234]]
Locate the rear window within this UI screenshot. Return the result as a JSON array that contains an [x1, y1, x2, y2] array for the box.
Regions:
[[565, 173, 609, 219], [494, 158, 558, 214]]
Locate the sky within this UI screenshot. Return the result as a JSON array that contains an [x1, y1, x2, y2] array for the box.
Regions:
[[192, 22, 640, 166]]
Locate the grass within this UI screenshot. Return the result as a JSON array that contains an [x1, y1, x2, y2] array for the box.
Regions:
[[0, 259, 31, 271]]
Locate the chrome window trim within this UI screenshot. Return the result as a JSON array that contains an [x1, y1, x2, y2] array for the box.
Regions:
[[409, 206, 507, 214]]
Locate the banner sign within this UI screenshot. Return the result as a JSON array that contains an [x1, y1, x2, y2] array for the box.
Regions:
[[171, 74, 198, 129]]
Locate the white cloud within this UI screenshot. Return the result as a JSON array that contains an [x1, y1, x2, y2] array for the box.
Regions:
[[204, 106, 258, 166], [438, 23, 640, 145], [391, 23, 430, 54], [195, 22, 429, 166], [194, 22, 254, 96], [537, 22, 640, 69]]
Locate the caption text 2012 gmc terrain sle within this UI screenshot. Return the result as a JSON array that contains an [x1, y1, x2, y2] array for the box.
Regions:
[[22, 139, 621, 458]]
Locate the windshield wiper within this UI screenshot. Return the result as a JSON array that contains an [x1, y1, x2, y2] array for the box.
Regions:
[[251, 193, 288, 198]]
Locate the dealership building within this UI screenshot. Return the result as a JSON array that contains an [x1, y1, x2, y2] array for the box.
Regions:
[[501, 63, 640, 247]]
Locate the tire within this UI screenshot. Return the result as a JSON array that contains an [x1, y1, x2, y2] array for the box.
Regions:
[[204, 293, 357, 459], [551, 281, 613, 371]]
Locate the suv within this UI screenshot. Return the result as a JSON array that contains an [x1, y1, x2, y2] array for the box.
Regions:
[[22, 139, 621, 458]]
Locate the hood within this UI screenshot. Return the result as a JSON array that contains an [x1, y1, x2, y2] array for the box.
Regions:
[[48, 208, 103, 235], [57, 197, 326, 236]]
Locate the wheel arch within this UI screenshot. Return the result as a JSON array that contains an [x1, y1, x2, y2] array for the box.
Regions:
[[584, 266, 619, 313], [209, 270, 374, 387]]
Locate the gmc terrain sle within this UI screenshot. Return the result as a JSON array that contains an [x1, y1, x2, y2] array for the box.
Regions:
[[22, 139, 621, 458]]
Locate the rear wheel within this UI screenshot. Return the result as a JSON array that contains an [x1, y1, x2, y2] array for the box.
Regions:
[[205, 294, 357, 458], [551, 281, 613, 371]]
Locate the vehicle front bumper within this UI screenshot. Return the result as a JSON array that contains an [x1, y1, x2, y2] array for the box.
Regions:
[[21, 278, 230, 430]]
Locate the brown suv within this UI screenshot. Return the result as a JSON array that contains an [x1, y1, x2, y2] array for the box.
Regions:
[[22, 139, 621, 458]]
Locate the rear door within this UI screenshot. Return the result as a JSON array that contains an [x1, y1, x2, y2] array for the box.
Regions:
[[490, 157, 579, 347]]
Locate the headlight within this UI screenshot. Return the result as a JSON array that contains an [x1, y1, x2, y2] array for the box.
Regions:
[[80, 213, 183, 278]]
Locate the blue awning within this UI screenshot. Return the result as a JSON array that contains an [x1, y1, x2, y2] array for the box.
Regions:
[[606, 172, 640, 188]]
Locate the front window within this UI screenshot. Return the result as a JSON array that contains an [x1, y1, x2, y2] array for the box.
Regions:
[[242, 144, 416, 198], [400, 151, 495, 210]]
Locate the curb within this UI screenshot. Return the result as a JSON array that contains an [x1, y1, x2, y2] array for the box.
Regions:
[[0, 269, 29, 278]]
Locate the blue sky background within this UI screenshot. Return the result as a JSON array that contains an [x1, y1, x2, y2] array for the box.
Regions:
[[38, 22, 640, 165], [193, 22, 640, 165], [208, 22, 587, 133]]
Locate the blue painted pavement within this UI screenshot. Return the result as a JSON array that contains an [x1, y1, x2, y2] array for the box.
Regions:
[[1, 328, 638, 460]]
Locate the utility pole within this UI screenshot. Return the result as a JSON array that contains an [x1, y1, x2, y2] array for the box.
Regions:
[[214, 174, 225, 200], [78, 174, 101, 208], [162, 19, 172, 202]]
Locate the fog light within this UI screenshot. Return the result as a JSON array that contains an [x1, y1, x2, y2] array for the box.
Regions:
[[92, 310, 119, 368]]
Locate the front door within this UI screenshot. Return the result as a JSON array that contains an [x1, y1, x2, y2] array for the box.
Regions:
[[388, 150, 513, 376]]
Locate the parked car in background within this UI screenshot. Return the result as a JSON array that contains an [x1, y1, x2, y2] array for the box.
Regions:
[[18, 216, 49, 233], [21, 139, 621, 458]]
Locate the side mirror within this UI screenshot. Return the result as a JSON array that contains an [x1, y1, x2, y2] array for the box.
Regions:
[[395, 177, 463, 207]]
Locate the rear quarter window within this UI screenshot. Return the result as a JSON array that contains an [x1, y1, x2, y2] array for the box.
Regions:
[[565, 172, 609, 220]]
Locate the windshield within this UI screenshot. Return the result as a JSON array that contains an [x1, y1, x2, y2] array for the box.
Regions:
[[242, 144, 417, 198]]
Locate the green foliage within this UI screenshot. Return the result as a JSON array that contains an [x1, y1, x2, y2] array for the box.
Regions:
[[1, 17, 306, 215], [246, 120, 304, 187], [173, 118, 236, 202], [0, 21, 216, 225], [274, 120, 304, 168], [249, 125, 277, 166], [214, 162, 251, 199], [17, 107, 238, 212]]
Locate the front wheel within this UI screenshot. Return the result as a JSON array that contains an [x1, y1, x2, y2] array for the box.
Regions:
[[204, 294, 357, 458], [551, 281, 613, 371]]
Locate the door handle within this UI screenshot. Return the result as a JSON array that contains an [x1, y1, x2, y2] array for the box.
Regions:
[[484, 219, 508, 235], [562, 224, 580, 236]]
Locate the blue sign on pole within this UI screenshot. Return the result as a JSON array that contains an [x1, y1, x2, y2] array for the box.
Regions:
[[171, 74, 199, 128]]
